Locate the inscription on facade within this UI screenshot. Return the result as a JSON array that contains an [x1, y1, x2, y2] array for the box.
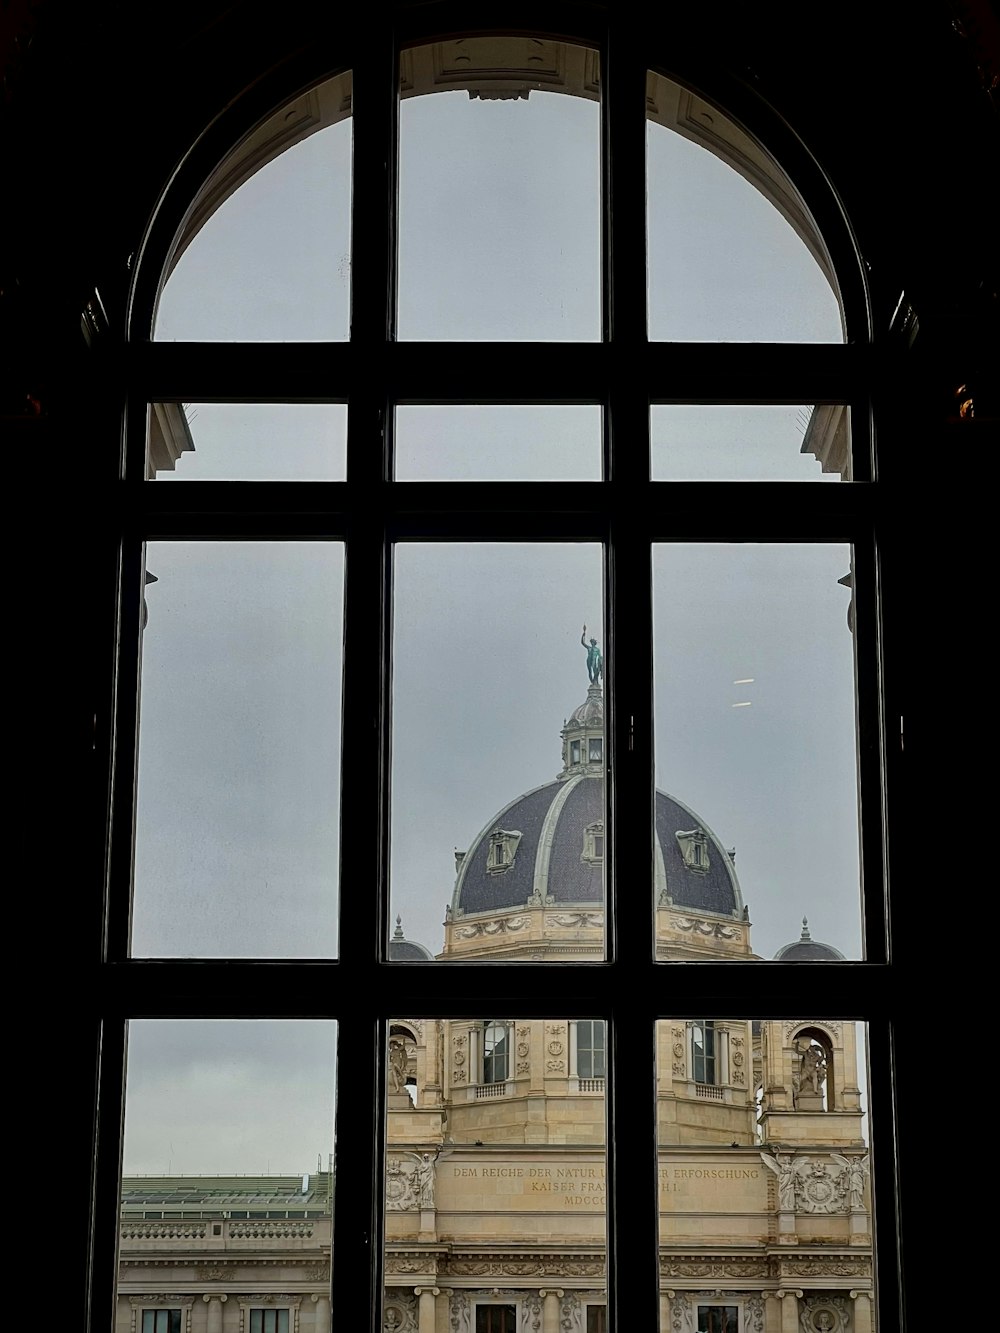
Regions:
[[448, 1164, 606, 1206]]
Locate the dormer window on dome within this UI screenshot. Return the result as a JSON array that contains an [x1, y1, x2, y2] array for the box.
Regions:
[[582, 821, 605, 865], [676, 827, 710, 874], [486, 828, 521, 874]]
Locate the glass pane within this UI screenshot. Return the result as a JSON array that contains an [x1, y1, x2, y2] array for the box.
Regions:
[[383, 1018, 607, 1328], [653, 544, 861, 960], [390, 543, 605, 961], [119, 1021, 336, 1332], [154, 71, 352, 341], [397, 39, 601, 341], [657, 1018, 874, 1332], [147, 403, 348, 481], [646, 71, 844, 342], [651, 405, 852, 481], [132, 542, 344, 957], [394, 405, 602, 480]]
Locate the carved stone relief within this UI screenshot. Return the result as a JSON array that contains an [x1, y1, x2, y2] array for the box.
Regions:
[[546, 911, 604, 928], [799, 1295, 851, 1332], [455, 915, 529, 938], [385, 1152, 436, 1211], [783, 1020, 842, 1039], [449, 1292, 471, 1333], [522, 1292, 543, 1332], [673, 915, 740, 940], [383, 1290, 418, 1333], [560, 1291, 582, 1332], [668, 1292, 692, 1332], [761, 1152, 857, 1213]]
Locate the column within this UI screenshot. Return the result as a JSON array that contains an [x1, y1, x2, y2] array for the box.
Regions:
[[415, 1286, 439, 1333], [539, 1289, 563, 1333], [850, 1291, 873, 1333], [310, 1292, 332, 1333], [776, 1290, 802, 1333], [202, 1294, 226, 1333]]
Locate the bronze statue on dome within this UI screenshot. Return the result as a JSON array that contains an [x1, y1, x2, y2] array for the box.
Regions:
[[581, 624, 603, 686]]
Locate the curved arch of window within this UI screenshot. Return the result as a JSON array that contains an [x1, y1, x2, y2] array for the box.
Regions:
[[146, 42, 852, 347]]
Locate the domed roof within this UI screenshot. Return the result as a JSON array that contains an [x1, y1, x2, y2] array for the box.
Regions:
[[773, 917, 845, 961], [388, 916, 435, 962], [451, 679, 744, 921]]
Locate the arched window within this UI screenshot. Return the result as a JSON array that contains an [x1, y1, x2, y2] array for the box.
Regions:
[[70, 8, 911, 1333]]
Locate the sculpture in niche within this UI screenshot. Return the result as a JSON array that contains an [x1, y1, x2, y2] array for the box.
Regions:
[[388, 1036, 410, 1095]]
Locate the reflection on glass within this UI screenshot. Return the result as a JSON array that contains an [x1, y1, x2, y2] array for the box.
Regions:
[[390, 543, 605, 960], [383, 1018, 607, 1329], [398, 38, 601, 340], [154, 71, 352, 341], [132, 542, 344, 957], [651, 405, 851, 481], [653, 544, 861, 960], [394, 405, 602, 480], [656, 1018, 873, 1331], [646, 71, 844, 342], [147, 403, 348, 480], [119, 1020, 337, 1333]]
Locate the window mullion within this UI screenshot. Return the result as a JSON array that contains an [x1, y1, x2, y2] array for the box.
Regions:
[[605, 18, 659, 1331]]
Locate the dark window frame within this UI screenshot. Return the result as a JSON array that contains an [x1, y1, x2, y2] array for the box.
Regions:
[[79, 7, 909, 1333]]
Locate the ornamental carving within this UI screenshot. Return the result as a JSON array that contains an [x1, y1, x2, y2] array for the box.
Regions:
[[660, 1259, 767, 1278], [447, 1259, 605, 1278], [305, 1264, 330, 1281], [453, 1068, 467, 1083], [761, 1152, 853, 1214], [517, 1026, 530, 1037], [745, 1296, 765, 1332], [560, 1291, 582, 1332], [517, 1042, 530, 1057], [547, 912, 604, 928], [523, 1292, 543, 1332], [783, 1020, 842, 1039], [195, 1265, 236, 1281], [385, 1256, 427, 1274], [546, 1059, 566, 1072], [383, 1290, 418, 1333], [385, 1152, 436, 1210], [517, 1061, 531, 1073], [668, 1292, 691, 1332], [782, 1260, 870, 1277], [800, 1295, 851, 1332], [673, 915, 740, 940], [547, 1024, 566, 1035], [455, 915, 529, 938], [548, 1040, 565, 1056], [450, 1293, 471, 1333]]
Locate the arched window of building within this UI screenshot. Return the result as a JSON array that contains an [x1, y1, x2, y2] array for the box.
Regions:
[[66, 6, 915, 1331]]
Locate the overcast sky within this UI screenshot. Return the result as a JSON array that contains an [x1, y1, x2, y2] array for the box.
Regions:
[[125, 63, 862, 1177]]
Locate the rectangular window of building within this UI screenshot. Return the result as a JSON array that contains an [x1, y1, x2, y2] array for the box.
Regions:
[[476, 1305, 517, 1333], [250, 1311, 289, 1333], [577, 1020, 606, 1078], [142, 1313, 181, 1333], [692, 1021, 716, 1084], [586, 1307, 607, 1333], [697, 1306, 738, 1332]]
